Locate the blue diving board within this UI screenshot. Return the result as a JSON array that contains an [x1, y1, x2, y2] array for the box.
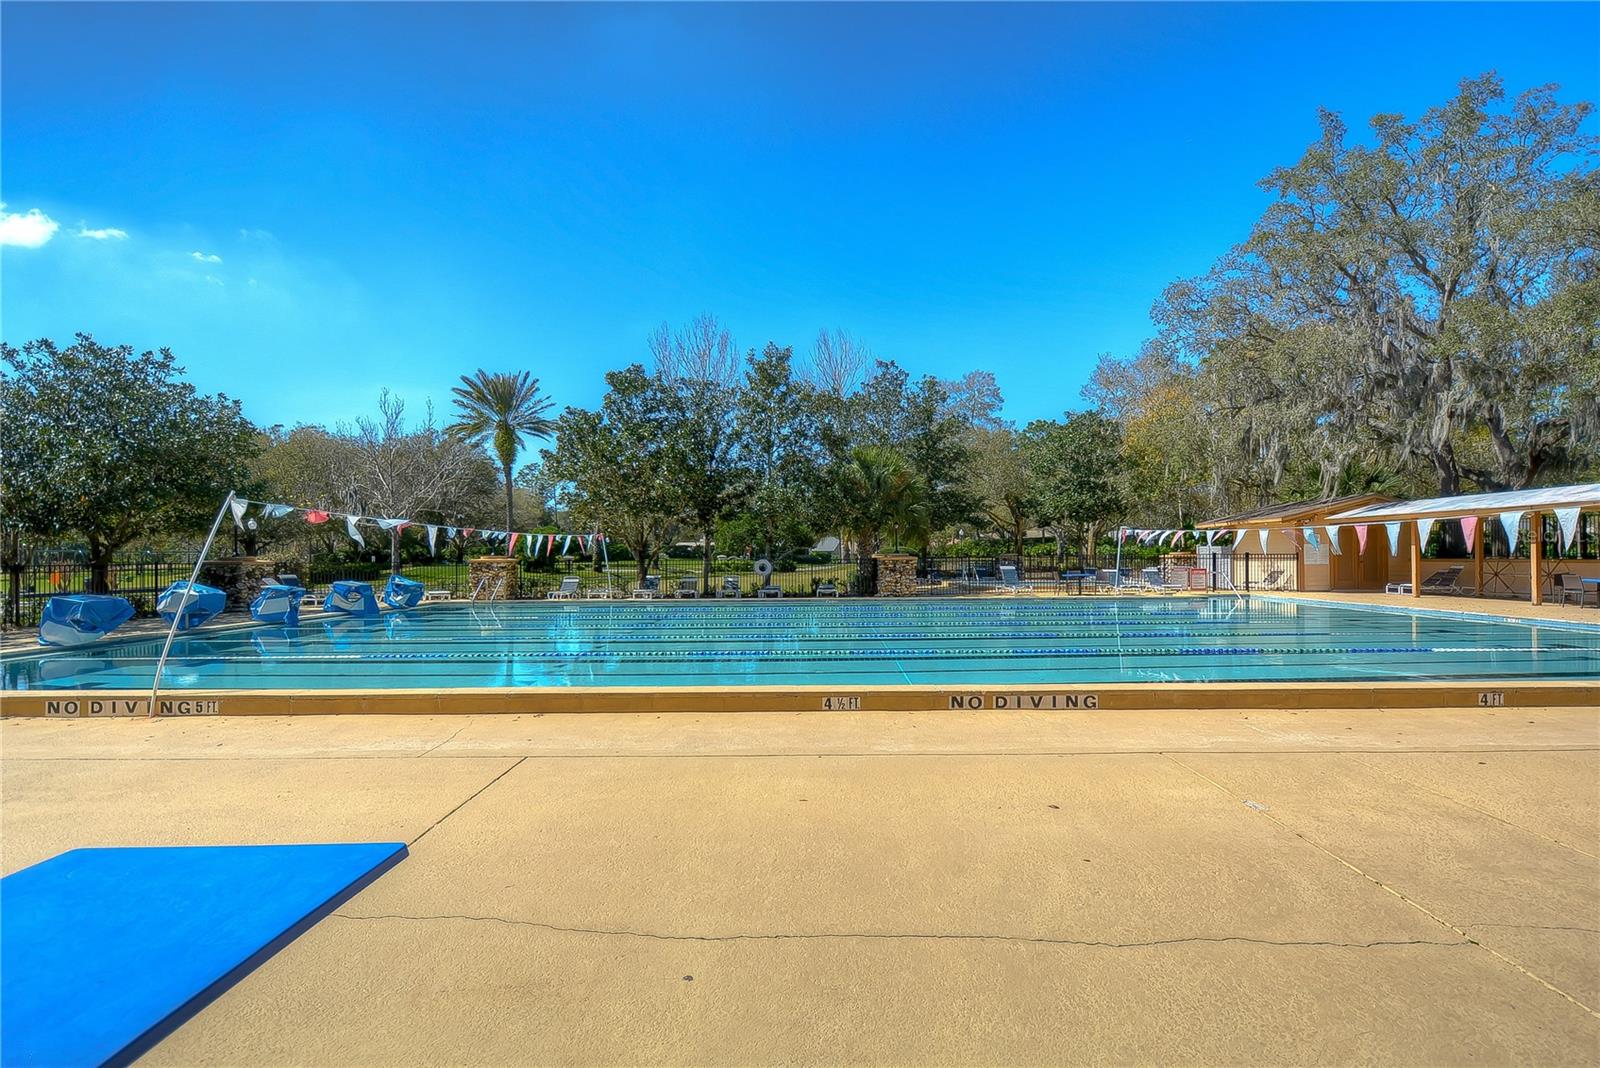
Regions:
[[1, 842, 406, 1067]]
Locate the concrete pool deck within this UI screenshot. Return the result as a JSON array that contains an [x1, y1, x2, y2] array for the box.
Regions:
[[3, 708, 1597, 1064]]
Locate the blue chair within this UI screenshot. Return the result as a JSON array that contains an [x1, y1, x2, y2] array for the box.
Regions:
[[382, 574, 425, 609], [324, 580, 379, 617], [251, 584, 302, 626], [157, 581, 227, 631], [38, 594, 135, 647]]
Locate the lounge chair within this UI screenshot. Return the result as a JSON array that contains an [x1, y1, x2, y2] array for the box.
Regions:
[[815, 580, 841, 597], [584, 585, 615, 600], [1552, 573, 1595, 607], [757, 580, 783, 598], [997, 564, 1032, 593], [716, 575, 742, 599], [422, 588, 454, 602], [1387, 565, 1470, 596], [631, 575, 661, 600], [674, 576, 700, 599], [547, 576, 581, 600]]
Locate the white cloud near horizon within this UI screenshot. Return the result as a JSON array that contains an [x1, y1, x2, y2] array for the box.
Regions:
[[0, 204, 61, 247], [77, 225, 129, 240], [191, 250, 222, 263]]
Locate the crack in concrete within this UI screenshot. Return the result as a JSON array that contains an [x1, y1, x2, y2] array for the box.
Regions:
[[329, 911, 1471, 950], [1162, 753, 1600, 1021], [408, 756, 526, 846], [419, 726, 467, 758], [1466, 923, 1600, 935]]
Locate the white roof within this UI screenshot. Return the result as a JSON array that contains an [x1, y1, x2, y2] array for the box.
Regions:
[[1327, 483, 1600, 523]]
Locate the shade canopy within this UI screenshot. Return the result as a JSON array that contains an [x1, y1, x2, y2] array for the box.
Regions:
[[1197, 493, 1395, 531], [1326, 483, 1600, 524]]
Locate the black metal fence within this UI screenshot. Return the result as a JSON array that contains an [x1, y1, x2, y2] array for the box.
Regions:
[[3, 547, 204, 627], [4, 540, 1308, 629]]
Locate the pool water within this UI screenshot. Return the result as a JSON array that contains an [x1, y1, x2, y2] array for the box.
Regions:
[[5, 597, 1597, 691]]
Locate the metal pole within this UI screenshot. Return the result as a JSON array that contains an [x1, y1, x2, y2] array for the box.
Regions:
[[147, 491, 235, 718], [1113, 528, 1124, 591]]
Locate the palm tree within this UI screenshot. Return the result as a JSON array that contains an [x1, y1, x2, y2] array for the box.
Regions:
[[446, 370, 555, 539], [839, 445, 932, 588]]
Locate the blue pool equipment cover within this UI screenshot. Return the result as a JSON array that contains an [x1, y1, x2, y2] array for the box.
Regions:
[[250, 583, 302, 626], [0, 843, 407, 1068], [37, 594, 135, 647], [324, 579, 379, 617], [382, 573, 426, 609], [156, 580, 227, 632]]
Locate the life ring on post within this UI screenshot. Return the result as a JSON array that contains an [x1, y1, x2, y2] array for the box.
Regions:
[[754, 558, 773, 578]]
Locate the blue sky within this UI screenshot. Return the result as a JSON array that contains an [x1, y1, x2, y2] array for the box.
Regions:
[[3, 2, 1596, 430]]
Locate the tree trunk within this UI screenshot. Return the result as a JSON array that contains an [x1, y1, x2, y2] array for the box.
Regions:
[[87, 535, 112, 594], [701, 526, 713, 595], [503, 462, 515, 537]]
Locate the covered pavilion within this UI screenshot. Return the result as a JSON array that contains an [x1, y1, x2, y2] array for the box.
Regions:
[[1327, 483, 1600, 606]]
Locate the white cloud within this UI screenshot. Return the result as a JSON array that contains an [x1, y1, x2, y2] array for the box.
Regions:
[[0, 204, 60, 247], [191, 250, 222, 263], [238, 228, 274, 241], [77, 225, 128, 240]]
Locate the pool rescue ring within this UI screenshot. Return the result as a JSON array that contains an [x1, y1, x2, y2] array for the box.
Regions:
[[754, 558, 774, 578]]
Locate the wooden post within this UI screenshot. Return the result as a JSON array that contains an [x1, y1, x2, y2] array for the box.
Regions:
[[1529, 512, 1543, 606], [1473, 521, 1484, 599], [1409, 521, 1421, 599]]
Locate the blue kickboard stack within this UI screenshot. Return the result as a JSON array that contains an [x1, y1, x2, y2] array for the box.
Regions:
[[156, 581, 227, 631], [382, 574, 426, 609], [0, 843, 407, 1068], [324, 579, 379, 617], [37, 594, 135, 647], [250, 584, 302, 626]]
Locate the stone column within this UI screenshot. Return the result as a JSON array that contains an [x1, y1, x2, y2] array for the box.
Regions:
[[198, 556, 281, 611], [468, 556, 522, 600], [872, 553, 919, 597]]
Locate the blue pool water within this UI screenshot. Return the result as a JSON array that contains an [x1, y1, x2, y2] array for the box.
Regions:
[[4, 597, 1597, 690]]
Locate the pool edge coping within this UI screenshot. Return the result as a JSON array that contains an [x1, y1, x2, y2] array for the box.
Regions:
[[6, 678, 1597, 718]]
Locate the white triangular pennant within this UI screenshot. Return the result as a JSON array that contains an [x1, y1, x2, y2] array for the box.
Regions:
[[426, 525, 439, 556], [1324, 526, 1342, 554], [1555, 507, 1580, 553], [345, 515, 366, 548], [1257, 529, 1269, 553], [1384, 521, 1402, 556], [229, 498, 249, 529], [1417, 517, 1436, 549], [1499, 511, 1525, 554]]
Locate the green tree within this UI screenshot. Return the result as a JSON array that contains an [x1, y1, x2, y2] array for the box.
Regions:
[[837, 445, 932, 592], [446, 370, 555, 539], [542, 366, 681, 583], [1025, 412, 1124, 560], [735, 343, 823, 562], [0, 334, 257, 592], [1163, 74, 1598, 496], [963, 426, 1031, 557]]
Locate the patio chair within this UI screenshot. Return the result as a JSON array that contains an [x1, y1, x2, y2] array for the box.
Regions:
[[757, 580, 783, 598], [546, 576, 581, 600], [674, 576, 700, 599], [1387, 565, 1470, 596], [631, 575, 661, 600], [422, 588, 454, 602], [815, 580, 842, 597], [1552, 573, 1596, 607], [584, 585, 615, 600], [997, 564, 1032, 593], [716, 575, 742, 599]]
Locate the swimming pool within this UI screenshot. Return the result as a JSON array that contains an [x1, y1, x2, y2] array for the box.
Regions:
[[5, 596, 1597, 692]]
